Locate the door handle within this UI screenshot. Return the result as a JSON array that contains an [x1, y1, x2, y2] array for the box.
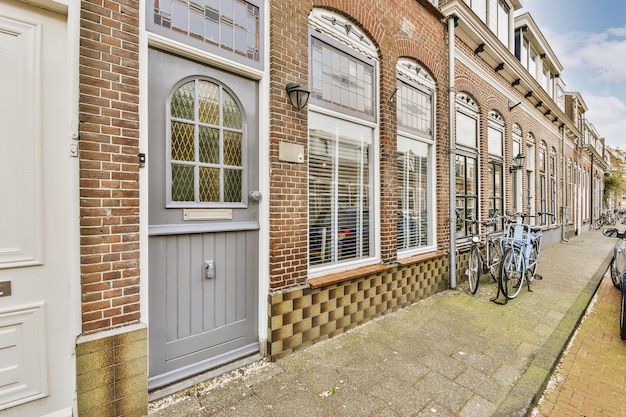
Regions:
[[249, 190, 262, 202], [205, 260, 215, 279]]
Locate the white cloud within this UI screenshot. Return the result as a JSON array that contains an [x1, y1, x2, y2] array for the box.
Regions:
[[584, 94, 626, 149], [539, 25, 626, 148]]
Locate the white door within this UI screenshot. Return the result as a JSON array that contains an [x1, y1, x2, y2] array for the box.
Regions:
[[0, 0, 74, 416]]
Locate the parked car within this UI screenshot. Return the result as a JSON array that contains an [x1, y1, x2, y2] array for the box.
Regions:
[[309, 208, 370, 264], [602, 227, 626, 340]]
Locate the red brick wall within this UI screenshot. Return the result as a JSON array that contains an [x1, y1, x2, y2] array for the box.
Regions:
[[268, 0, 449, 290], [79, 0, 140, 332]]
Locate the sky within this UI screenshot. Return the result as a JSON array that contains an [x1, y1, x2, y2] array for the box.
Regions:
[[518, 0, 626, 149]]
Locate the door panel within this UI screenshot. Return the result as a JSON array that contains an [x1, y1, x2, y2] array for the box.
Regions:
[[0, 0, 73, 415], [148, 48, 259, 389]]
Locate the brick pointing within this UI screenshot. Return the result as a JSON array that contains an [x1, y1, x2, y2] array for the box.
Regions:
[[79, 0, 140, 333], [268, 0, 449, 290]]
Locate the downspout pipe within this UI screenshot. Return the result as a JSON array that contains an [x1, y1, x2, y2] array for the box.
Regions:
[[590, 154, 594, 225], [448, 16, 457, 288], [561, 125, 569, 242]]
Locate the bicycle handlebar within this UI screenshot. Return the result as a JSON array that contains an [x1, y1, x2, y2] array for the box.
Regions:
[[505, 211, 555, 220]]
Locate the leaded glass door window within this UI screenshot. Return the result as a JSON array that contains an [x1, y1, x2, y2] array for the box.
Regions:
[[168, 78, 245, 206]]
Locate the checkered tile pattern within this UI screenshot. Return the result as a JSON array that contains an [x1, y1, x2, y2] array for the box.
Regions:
[[268, 256, 449, 359]]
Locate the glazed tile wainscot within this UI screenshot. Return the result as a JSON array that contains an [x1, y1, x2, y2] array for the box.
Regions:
[[267, 252, 448, 359]]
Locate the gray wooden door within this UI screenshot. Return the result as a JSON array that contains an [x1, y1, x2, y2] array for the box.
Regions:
[[148, 48, 259, 389]]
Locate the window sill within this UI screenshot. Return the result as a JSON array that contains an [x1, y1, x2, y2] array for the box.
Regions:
[[307, 264, 390, 289], [397, 250, 447, 267]]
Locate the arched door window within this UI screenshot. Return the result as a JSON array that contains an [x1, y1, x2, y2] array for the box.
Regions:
[[168, 78, 245, 205]]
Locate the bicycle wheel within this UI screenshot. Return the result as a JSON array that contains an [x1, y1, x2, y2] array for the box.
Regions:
[[467, 245, 481, 294], [591, 218, 603, 230], [500, 246, 525, 299], [526, 242, 539, 282], [610, 257, 622, 290], [621, 281, 626, 340], [487, 239, 501, 282]]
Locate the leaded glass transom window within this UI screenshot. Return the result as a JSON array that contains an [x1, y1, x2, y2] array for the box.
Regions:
[[310, 37, 375, 119], [397, 61, 435, 137], [152, 0, 260, 62], [169, 78, 244, 205]]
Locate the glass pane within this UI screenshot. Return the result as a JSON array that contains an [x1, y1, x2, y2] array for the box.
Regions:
[[199, 126, 220, 164], [172, 164, 195, 201], [397, 137, 430, 250], [397, 80, 433, 136], [488, 163, 495, 199], [153, 0, 260, 63], [199, 166, 220, 202], [488, 126, 503, 156], [494, 164, 502, 197], [171, 121, 195, 162], [456, 112, 477, 148], [171, 81, 195, 120], [466, 157, 477, 195], [224, 131, 242, 166], [223, 90, 243, 129], [224, 169, 242, 202], [310, 37, 375, 118], [308, 112, 373, 266], [197, 81, 220, 125], [455, 155, 465, 194]]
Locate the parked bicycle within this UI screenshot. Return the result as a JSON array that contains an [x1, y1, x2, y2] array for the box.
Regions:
[[601, 227, 626, 340], [591, 209, 619, 230], [496, 212, 554, 303], [462, 214, 508, 295]]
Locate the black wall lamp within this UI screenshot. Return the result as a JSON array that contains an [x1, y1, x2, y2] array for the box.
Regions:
[[508, 101, 522, 111], [510, 153, 526, 173], [286, 83, 311, 110]]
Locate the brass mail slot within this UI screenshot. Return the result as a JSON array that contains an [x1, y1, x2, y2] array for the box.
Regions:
[[183, 209, 233, 221]]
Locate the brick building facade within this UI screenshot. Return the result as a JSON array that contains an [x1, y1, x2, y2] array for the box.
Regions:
[[0, 0, 609, 416]]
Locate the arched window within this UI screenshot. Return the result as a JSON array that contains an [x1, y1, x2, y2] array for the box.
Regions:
[[168, 78, 244, 205], [308, 9, 378, 271], [550, 147, 557, 224], [539, 141, 547, 224], [567, 158, 573, 209], [455, 93, 479, 237], [396, 59, 436, 254], [487, 111, 504, 229], [512, 124, 523, 213], [526, 133, 535, 216]]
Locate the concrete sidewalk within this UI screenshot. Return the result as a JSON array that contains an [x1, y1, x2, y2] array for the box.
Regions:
[[149, 229, 615, 417]]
